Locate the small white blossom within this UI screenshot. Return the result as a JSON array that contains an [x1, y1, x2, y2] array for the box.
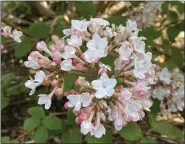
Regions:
[[71, 20, 90, 32], [91, 73, 117, 99], [80, 121, 93, 135], [131, 36, 146, 53], [119, 42, 133, 60], [24, 55, 40, 70], [91, 124, 106, 138], [158, 67, 171, 84], [62, 46, 76, 59], [127, 20, 137, 31], [60, 59, 75, 71], [152, 87, 168, 100], [67, 35, 82, 47], [10, 29, 23, 43]]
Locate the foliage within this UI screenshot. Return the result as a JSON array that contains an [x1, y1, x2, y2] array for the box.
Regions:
[[1, 1, 184, 144]]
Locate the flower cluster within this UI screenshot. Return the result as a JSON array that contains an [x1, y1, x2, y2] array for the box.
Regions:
[[24, 18, 156, 138], [1, 25, 23, 43], [131, 2, 163, 28], [152, 67, 184, 115]]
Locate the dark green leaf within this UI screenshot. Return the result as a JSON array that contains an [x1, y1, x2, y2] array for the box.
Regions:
[[85, 129, 112, 143], [75, 2, 96, 18], [119, 122, 142, 141], [100, 55, 116, 71], [27, 106, 45, 119], [1, 93, 9, 110], [171, 47, 184, 68], [167, 10, 178, 22], [66, 109, 76, 125], [167, 26, 180, 41], [23, 117, 40, 130], [140, 136, 157, 143], [150, 99, 161, 114], [107, 15, 127, 25], [1, 73, 16, 89], [63, 74, 77, 92], [62, 128, 82, 143], [29, 23, 50, 39], [15, 38, 33, 57], [42, 116, 62, 130], [34, 125, 48, 143]]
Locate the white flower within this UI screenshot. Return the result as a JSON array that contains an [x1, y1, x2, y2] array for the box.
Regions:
[[85, 33, 108, 63], [80, 121, 93, 135], [62, 46, 76, 59], [71, 20, 90, 32], [127, 20, 137, 31], [91, 73, 117, 99], [131, 36, 146, 53], [178, 84, 184, 98], [60, 59, 75, 71], [24, 55, 40, 70], [91, 124, 106, 138], [34, 70, 46, 84], [25, 71, 46, 96], [152, 87, 167, 100], [114, 116, 124, 131], [67, 94, 82, 111], [138, 99, 153, 111], [104, 27, 115, 38], [25, 77, 38, 95], [158, 67, 171, 84], [63, 29, 71, 36], [99, 62, 111, 73], [67, 35, 82, 47], [67, 93, 92, 111], [38, 87, 56, 109], [118, 42, 133, 60], [119, 89, 132, 102], [134, 52, 153, 79], [124, 99, 143, 121], [90, 18, 109, 27], [10, 29, 23, 43], [78, 77, 90, 86]]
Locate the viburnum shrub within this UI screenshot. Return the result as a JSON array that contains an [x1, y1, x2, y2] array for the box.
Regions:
[[24, 18, 183, 138]]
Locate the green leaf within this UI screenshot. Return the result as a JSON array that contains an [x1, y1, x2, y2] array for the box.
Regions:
[[85, 129, 112, 143], [29, 23, 50, 39], [167, 26, 180, 41], [107, 15, 127, 25], [148, 113, 183, 140], [140, 136, 157, 143], [100, 55, 116, 71], [167, 10, 178, 22], [34, 125, 48, 143], [42, 116, 62, 130], [119, 122, 142, 141], [171, 1, 184, 14], [27, 106, 45, 119], [1, 92, 9, 110], [23, 117, 40, 130], [171, 47, 184, 68], [15, 38, 33, 57], [62, 128, 82, 143], [150, 99, 161, 114], [66, 109, 76, 125], [1, 72, 16, 89], [1, 136, 19, 143], [63, 74, 77, 92], [75, 2, 96, 18]]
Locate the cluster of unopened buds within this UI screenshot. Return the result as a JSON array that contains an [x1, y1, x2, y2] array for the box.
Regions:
[[24, 18, 158, 138], [152, 67, 184, 115], [131, 2, 163, 28], [0, 25, 23, 49]]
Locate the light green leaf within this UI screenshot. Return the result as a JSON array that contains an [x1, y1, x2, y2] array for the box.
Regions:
[[1, 136, 19, 143], [23, 117, 40, 130], [171, 47, 184, 68], [1, 72, 16, 89], [85, 129, 112, 143], [29, 23, 50, 39], [62, 128, 82, 143], [148, 113, 183, 140], [15, 38, 33, 57], [119, 122, 142, 141], [140, 136, 157, 143], [42, 116, 62, 130], [34, 125, 48, 143], [75, 2, 96, 18], [27, 106, 45, 119]]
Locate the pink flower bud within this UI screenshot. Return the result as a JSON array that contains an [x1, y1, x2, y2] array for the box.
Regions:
[[37, 59, 45, 65], [99, 68, 108, 75], [79, 112, 88, 121], [72, 29, 82, 37], [75, 63, 84, 70], [69, 89, 76, 95], [0, 44, 4, 49], [36, 41, 47, 51], [133, 86, 142, 93], [55, 88, 62, 96], [51, 79, 57, 87], [52, 35, 59, 43], [75, 79, 81, 85], [64, 102, 69, 109], [75, 117, 82, 124]]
